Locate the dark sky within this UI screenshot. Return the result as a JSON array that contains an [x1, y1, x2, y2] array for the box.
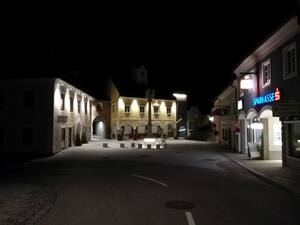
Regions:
[[1, 1, 298, 113]]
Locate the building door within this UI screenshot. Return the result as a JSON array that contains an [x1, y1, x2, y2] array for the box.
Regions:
[[61, 128, 66, 150], [68, 127, 72, 147]]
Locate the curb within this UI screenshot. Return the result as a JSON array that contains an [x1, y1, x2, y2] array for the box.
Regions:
[[223, 153, 296, 196]]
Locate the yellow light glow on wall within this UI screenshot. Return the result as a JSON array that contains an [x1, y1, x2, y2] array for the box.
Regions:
[[171, 102, 176, 114], [54, 86, 61, 109], [118, 98, 125, 111], [160, 101, 167, 113], [131, 99, 139, 112], [65, 89, 70, 112]]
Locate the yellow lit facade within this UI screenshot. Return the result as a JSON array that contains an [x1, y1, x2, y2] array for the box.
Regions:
[[111, 96, 177, 139]]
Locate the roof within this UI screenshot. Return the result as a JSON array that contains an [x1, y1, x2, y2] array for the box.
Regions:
[[234, 13, 300, 76]]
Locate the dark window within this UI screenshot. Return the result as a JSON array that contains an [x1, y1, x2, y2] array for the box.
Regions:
[[84, 101, 87, 114], [22, 128, 33, 146], [167, 107, 171, 116], [140, 106, 145, 114], [22, 90, 36, 109], [125, 105, 130, 113], [0, 92, 4, 110], [283, 43, 297, 79], [0, 128, 4, 145], [70, 97, 74, 112], [154, 106, 159, 114], [289, 123, 300, 157], [60, 93, 65, 111], [78, 100, 81, 113], [112, 104, 115, 113]]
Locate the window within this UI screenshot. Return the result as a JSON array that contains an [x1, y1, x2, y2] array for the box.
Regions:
[[0, 128, 3, 146], [70, 97, 74, 112], [289, 122, 300, 157], [112, 104, 115, 113], [78, 99, 81, 113], [140, 106, 145, 114], [22, 90, 36, 109], [84, 101, 87, 114], [0, 92, 3, 110], [283, 42, 297, 80], [60, 93, 65, 111], [262, 59, 271, 87], [167, 107, 171, 116], [154, 106, 159, 114], [22, 128, 33, 146], [125, 105, 130, 113]]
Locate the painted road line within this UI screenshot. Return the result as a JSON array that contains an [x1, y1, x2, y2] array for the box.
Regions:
[[185, 211, 196, 225], [132, 174, 168, 187]]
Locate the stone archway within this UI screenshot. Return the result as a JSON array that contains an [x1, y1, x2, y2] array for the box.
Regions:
[[92, 116, 106, 139]]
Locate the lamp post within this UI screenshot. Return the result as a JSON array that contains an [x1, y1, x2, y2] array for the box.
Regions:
[[145, 88, 155, 137], [173, 93, 187, 138]]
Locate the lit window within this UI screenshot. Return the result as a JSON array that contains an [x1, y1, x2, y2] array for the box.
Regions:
[[154, 106, 159, 114], [283, 42, 297, 80], [262, 59, 271, 87], [167, 107, 171, 116], [22, 90, 36, 109], [125, 105, 130, 113], [84, 101, 87, 114], [78, 100, 81, 113], [140, 106, 145, 114], [60, 93, 65, 111], [70, 97, 74, 112]]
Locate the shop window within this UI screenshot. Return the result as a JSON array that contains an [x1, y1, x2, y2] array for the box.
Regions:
[[262, 59, 271, 87], [273, 124, 282, 146], [70, 97, 74, 112], [289, 123, 300, 157], [22, 90, 36, 109], [22, 128, 34, 146], [283, 42, 297, 80]]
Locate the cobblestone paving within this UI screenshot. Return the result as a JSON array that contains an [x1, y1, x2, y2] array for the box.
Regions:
[[0, 182, 57, 225]]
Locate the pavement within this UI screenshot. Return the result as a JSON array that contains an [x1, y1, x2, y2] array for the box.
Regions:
[[1, 140, 300, 225], [223, 151, 300, 197]]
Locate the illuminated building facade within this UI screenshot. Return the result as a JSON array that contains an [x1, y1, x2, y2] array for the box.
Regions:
[[234, 14, 300, 168], [108, 78, 177, 139], [0, 78, 109, 155]]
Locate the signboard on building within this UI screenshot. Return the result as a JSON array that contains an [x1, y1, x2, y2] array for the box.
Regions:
[[252, 88, 280, 106], [273, 101, 300, 117], [57, 115, 68, 123], [238, 100, 243, 110]]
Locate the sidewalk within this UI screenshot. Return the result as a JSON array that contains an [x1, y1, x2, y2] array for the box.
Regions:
[[223, 152, 300, 197]]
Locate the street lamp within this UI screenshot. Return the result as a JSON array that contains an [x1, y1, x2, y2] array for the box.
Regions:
[[173, 93, 188, 138]]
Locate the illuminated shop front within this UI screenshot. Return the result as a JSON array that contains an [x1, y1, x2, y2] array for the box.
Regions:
[[237, 88, 282, 160]]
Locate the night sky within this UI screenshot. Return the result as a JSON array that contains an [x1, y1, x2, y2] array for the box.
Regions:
[[1, 1, 298, 113]]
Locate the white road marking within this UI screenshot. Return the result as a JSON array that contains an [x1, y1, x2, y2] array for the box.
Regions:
[[132, 174, 168, 187], [185, 211, 196, 225]]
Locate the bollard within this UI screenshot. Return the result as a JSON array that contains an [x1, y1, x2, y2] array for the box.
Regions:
[[103, 143, 108, 148], [120, 143, 125, 148], [138, 143, 143, 149], [156, 144, 161, 149], [131, 143, 135, 148], [147, 144, 152, 149]]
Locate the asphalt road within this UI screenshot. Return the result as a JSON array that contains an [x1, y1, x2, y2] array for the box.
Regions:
[[2, 140, 300, 225]]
